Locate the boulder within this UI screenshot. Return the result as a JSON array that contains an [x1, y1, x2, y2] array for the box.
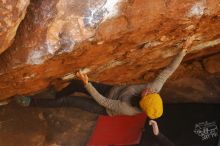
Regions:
[[203, 53, 220, 74], [0, 0, 220, 100], [0, 0, 29, 54]]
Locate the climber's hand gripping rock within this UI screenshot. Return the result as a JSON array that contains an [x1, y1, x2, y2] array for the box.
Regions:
[[76, 71, 89, 85]]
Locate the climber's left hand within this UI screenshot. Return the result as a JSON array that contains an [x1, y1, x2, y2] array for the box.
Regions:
[[76, 71, 89, 85]]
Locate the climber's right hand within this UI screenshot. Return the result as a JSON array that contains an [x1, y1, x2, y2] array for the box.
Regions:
[[76, 71, 89, 85], [182, 35, 196, 52]]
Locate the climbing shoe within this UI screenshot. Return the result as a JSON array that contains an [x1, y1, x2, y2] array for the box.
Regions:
[[15, 96, 31, 107]]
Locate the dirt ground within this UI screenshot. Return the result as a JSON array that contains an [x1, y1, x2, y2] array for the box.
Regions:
[[0, 103, 98, 146]]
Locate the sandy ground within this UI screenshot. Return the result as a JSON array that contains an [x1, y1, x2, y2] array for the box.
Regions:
[[0, 103, 98, 146]]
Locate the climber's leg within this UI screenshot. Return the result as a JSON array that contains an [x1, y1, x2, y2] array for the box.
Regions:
[[56, 80, 88, 97], [29, 96, 106, 114], [56, 80, 112, 97]]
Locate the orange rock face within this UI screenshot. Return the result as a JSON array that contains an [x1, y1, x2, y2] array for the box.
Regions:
[[0, 0, 29, 54], [203, 54, 220, 74], [0, 0, 220, 100]]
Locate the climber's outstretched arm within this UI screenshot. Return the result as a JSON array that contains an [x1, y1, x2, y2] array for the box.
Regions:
[[149, 36, 195, 93], [76, 71, 121, 111], [149, 49, 187, 93], [85, 82, 121, 110]]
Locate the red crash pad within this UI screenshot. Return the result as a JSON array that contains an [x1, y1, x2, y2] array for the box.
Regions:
[[87, 113, 146, 146]]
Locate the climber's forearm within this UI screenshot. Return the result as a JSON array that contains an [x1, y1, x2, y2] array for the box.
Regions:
[[149, 49, 187, 92], [85, 83, 120, 110]]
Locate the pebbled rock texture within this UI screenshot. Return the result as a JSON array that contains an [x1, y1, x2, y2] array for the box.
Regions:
[[0, 0, 30, 54], [0, 0, 220, 100]]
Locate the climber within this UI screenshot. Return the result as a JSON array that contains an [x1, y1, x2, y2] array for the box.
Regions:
[[141, 119, 175, 146], [15, 35, 195, 119]]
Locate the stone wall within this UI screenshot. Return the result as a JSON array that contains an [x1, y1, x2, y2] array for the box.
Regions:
[[0, 0, 220, 100]]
